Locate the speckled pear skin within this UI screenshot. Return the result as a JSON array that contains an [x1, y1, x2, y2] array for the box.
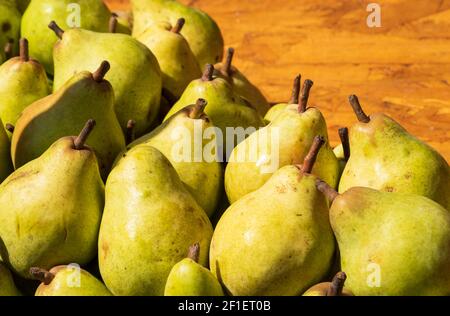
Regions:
[[0, 120, 13, 182], [302, 282, 353, 296], [0, 1, 20, 62], [98, 145, 213, 296], [35, 265, 111, 296], [0, 262, 21, 296], [225, 104, 340, 203], [0, 136, 104, 278], [339, 113, 450, 210], [53, 28, 162, 137], [132, 0, 224, 68], [210, 166, 335, 296], [164, 258, 224, 296], [331, 187, 450, 296], [21, 0, 111, 74], [264, 103, 288, 123]]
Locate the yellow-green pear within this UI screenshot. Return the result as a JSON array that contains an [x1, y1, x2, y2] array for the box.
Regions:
[[0, 262, 21, 296], [0, 118, 13, 182], [264, 75, 301, 123], [165, 243, 224, 296], [302, 272, 353, 296], [99, 145, 213, 296], [109, 12, 132, 35], [0, 0, 20, 63], [333, 127, 350, 181]]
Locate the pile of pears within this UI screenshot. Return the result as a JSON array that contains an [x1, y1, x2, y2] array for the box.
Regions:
[[0, 0, 449, 297]]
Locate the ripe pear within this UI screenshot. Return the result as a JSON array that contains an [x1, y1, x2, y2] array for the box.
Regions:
[[0, 0, 20, 63], [21, 0, 111, 74], [302, 272, 353, 296], [0, 118, 13, 182], [0, 38, 49, 136], [11, 61, 125, 177], [225, 79, 340, 203], [109, 12, 131, 35], [122, 99, 223, 217], [30, 266, 111, 296], [165, 243, 224, 296], [0, 120, 104, 278], [99, 145, 213, 296], [51, 21, 162, 137], [264, 75, 301, 123], [333, 127, 350, 180], [317, 181, 450, 296], [136, 18, 201, 101], [339, 95, 450, 210], [214, 48, 269, 116], [210, 137, 336, 295], [0, 262, 21, 296], [132, 0, 224, 68]]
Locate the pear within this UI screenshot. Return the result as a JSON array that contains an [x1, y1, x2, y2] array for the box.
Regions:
[[30, 266, 111, 296], [109, 12, 131, 35], [21, 0, 111, 74], [224, 79, 340, 203], [136, 18, 202, 101], [264, 75, 301, 123], [132, 0, 224, 68], [98, 145, 213, 296], [0, 0, 20, 63], [317, 180, 450, 296], [0, 120, 104, 278], [11, 61, 125, 176], [339, 95, 450, 210], [214, 48, 269, 116], [0, 118, 13, 182], [333, 127, 350, 180], [121, 99, 223, 217], [51, 21, 162, 137], [0, 262, 21, 296], [165, 243, 224, 296], [302, 272, 353, 296], [210, 137, 336, 295], [0, 38, 49, 136]]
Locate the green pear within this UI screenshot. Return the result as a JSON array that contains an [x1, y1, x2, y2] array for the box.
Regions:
[[99, 145, 213, 296], [0, 120, 104, 278], [333, 127, 350, 181], [165, 243, 224, 296], [109, 12, 132, 35], [30, 265, 111, 296], [51, 21, 162, 137], [264, 75, 301, 123], [339, 95, 450, 210], [122, 99, 223, 217], [21, 0, 111, 74], [302, 272, 353, 296], [11, 61, 125, 177], [136, 18, 201, 101], [0, 38, 49, 136], [210, 137, 335, 295], [225, 79, 340, 203], [0, 262, 21, 296], [132, 0, 224, 68], [0, 0, 20, 63], [214, 48, 269, 116], [0, 118, 13, 182], [317, 180, 450, 296]]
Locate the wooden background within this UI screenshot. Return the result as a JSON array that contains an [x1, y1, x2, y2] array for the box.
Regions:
[[105, 0, 450, 161]]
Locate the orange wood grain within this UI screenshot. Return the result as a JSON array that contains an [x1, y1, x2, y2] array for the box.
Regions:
[[105, 0, 450, 161]]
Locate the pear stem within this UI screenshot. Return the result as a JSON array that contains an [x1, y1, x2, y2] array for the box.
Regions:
[[327, 272, 347, 296], [5, 123, 14, 133], [349, 95, 370, 123], [48, 21, 65, 39], [4, 40, 14, 60], [92, 61, 111, 82], [298, 79, 314, 113], [171, 18, 185, 33], [74, 119, 96, 150], [338, 127, 350, 161], [202, 64, 214, 81], [109, 14, 118, 33], [316, 179, 339, 203], [19, 38, 29, 62], [301, 135, 324, 174], [189, 99, 208, 119], [222, 47, 235, 77], [288, 74, 301, 104], [29, 267, 55, 285], [188, 243, 200, 263], [126, 119, 136, 145]]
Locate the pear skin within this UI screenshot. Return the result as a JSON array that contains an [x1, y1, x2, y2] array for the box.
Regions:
[[0, 1, 20, 63], [0, 262, 21, 296], [0, 119, 13, 182]]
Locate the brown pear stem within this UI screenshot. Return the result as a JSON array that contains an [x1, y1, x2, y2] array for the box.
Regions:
[[29, 267, 55, 285], [288, 74, 301, 104], [222, 47, 235, 77], [4, 40, 14, 60], [338, 127, 350, 161], [92, 61, 111, 82], [109, 14, 118, 33], [327, 272, 347, 296], [74, 119, 96, 150], [301, 135, 324, 174], [349, 95, 370, 123], [48, 21, 65, 39], [201, 64, 214, 81], [316, 179, 339, 203], [188, 243, 200, 263], [171, 18, 185, 33], [126, 120, 136, 145], [189, 99, 208, 119], [19, 38, 29, 62], [5, 123, 14, 133], [298, 79, 314, 113]]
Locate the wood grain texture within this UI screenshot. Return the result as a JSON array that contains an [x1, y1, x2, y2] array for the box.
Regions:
[[105, 0, 450, 161]]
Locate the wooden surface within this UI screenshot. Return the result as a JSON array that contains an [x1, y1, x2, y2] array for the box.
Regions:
[[105, 0, 450, 161]]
